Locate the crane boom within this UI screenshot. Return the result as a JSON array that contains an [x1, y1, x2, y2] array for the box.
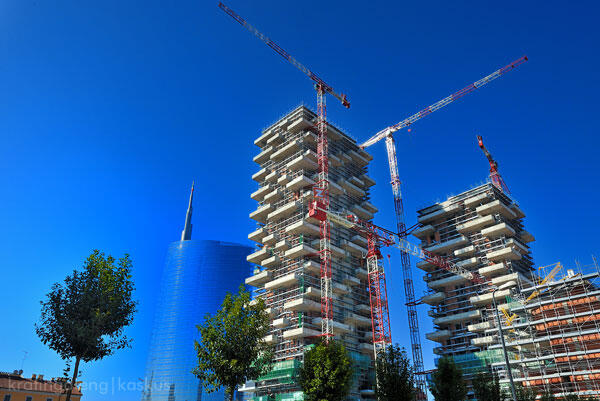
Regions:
[[360, 56, 528, 148], [477, 134, 510, 194], [218, 2, 350, 108]]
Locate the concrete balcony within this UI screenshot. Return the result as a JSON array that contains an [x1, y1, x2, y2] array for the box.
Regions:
[[277, 173, 292, 185], [361, 174, 376, 187], [252, 168, 269, 182], [361, 201, 378, 214], [342, 239, 367, 256], [251, 185, 272, 201], [285, 244, 318, 259], [312, 318, 352, 333], [423, 235, 469, 254], [360, 342, 374, 354], [422, 292, 445, 305], [356, 268, 368, 280], [263, 334, 277, 344], [351, 234, 368, 248], [456, 215, 495, 233], [329, 180, 344, 195], [356, 304, 371, 315], [426, 330, 451, 343], [482, 223, 516, 239], [428, 274, 468, 290], [286, 150, 319, 171], [254, 128, 275, 147], [245, 270, 272, 286], [345, 313, 372, 327], [418, 204, 460, 224], [247, 248, 269, 264], [417, 260, 436, 272], [468, 321, 491, 332], [261, 255, 280, 268], [266, 131, 284, 146], [248, 227, 267, 243], [413, 225, 435, 240], [478, 262, 508, 277], [486, 247, 521, 262], [471, 335, 496, 346], [273, 239, 291, 252], [339, 179, 365, 197], [283, 327, 321, 340], [491, 272, 520, 287], [273, 317, 290, 328], [506, 238, 528, 254], [267, 201, 300, 221], [285, 219, 320, 236], [456, 257, 479, 269], [520, 230, 535, 243], [303, 260, 320, 274], [343, 276, 361, 287], [286, 175, 315, 191], [253, 145, 274, 164], [264, 188, 283, 203], [262, 233, 279, 246], [329, 154, 342, 166], [434, 310, 481, 325], [265, 272, 300, 291], [469, 289, 511, 306], [287, 116, 312, 133], [351, 204, 374, 220], [476, 200, 516, 219], [330, 244, 347, 258], [464, 192, 491, 208], [264, 170, 278, 183], [304, 286, 321, 299], [284, 297, 321, 312], [348, 176, 365, 188], [348, 150, 369, 166], [271, 139, 302, 161], [358, 149, 373, 162], [511, 204, 525, 218], [454, 245, 476, 257]]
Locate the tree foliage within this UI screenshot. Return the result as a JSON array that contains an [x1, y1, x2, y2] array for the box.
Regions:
[[192, 285, 273, 401], [298, 340, 354, 401], [36, 250, 137, 401], [375, 345, 416, 401], [473, 371, 505, 401], [430, 357, 467, 401], [515, 384, 538, 401]]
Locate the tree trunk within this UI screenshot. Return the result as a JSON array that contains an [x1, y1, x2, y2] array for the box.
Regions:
[[228, 386, 235, 401], [65, 356, 81, 401]]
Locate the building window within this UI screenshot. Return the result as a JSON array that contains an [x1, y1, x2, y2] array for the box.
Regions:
[[46, 398, 53, 401], [3, 395, 11, 401], [26, 397, 32, 401]]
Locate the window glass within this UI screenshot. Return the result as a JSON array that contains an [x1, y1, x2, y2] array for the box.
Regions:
[[26, 397, 33, 401], [3, 395, 11, 401]]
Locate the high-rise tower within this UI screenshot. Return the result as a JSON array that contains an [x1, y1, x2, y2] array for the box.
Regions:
[[245, 106, 378, 400], [142, 184, 252, 401]]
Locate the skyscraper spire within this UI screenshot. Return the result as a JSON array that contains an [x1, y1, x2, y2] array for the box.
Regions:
[[180, 182, 194, 241]]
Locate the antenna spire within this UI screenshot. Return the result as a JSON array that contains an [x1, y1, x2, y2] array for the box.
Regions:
[[180, 182, 194, 241]]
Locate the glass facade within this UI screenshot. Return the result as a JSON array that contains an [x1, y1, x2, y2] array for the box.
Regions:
[[142, 240, 252, 401]]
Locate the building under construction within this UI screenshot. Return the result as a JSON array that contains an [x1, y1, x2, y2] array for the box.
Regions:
[[244, 106, 378, 400], [413, 182, 536, 396], [487, 260, 600, 398]]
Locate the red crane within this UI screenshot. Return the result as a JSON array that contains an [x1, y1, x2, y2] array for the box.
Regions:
[[218, 2, 349, 340], [360, 56, 528, 399], [477, 135, 510, 194]]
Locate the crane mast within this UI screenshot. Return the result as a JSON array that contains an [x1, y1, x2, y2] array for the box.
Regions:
[[218, 2, 350, 341], [477, 135, 510, 194], [361, 56, 528, 399]]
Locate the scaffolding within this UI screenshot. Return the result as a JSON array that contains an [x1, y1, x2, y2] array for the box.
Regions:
[[486, 258, 600, 398]]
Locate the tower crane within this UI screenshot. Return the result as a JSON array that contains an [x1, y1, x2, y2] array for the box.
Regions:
[[477, 135, 510, 194], [218, 2, 349, 340], [360, 56, 528, 398]]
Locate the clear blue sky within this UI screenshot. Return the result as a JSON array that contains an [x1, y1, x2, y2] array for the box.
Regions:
[[0, 1, 598, 400]]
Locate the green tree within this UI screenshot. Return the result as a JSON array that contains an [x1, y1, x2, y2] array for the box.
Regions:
[[298, 340, 354, 401], [473, 371, 505, 401], [375, 345, 416, 401], [540, 391, 556, 401], [192, 285, 273, 401], [36, 250, 137, 401], [430, 357, 467, 401], [515, 384, 537, 401]]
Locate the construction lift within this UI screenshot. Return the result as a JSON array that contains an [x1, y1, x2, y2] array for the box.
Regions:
[[218, 2, 349, 341], [360, 56, 528, 398]]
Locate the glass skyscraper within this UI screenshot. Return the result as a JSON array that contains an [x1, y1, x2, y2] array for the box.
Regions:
[[142, 184, 252, 401]]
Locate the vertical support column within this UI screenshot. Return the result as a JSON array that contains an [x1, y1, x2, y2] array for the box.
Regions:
[[314, 85, 333, 340], [385, 135, 427, 400], [367, 233, 392, 360]]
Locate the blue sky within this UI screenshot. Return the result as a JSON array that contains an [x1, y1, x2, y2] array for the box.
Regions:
[[0, 1, 598, 400]]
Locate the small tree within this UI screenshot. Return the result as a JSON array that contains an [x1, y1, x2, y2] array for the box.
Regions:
[[298, 340, 353, 401], [375, 345, 416, 401], [192, 285, 273, 401], [36, 250, 137, 401], [540, 391, 556, 401], [473, 371, 505, 401], [515, 384, 538, 401], [430, 357, 467, 401]]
